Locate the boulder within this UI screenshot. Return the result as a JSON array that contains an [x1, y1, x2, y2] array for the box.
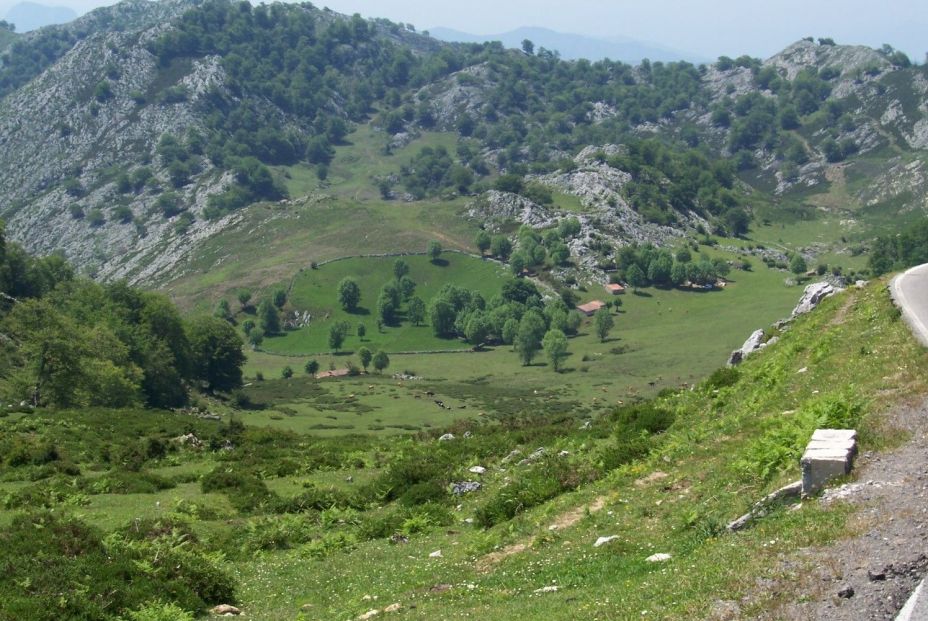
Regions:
[[468, 465, 486, 475], [209, 605, 241, 616], [728, 329, 766, 366], [792, 282, 842, 317], [438, 433, 455, 442], [451, 481, 482, 495], [593, 535, 619, 548], [645, 553, 672, 563]]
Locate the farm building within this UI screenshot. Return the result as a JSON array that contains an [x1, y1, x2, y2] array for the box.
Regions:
[[605, 283, 625, 295], [577, 300, 607, 316]]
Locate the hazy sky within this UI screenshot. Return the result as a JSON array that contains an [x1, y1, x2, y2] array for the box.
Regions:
[[4, 0, 926, 61]]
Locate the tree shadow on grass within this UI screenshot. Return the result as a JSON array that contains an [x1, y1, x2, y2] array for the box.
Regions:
[[430, 258, 450, 267], [632, 290, 652, 298], [348, 307, 371, 316]]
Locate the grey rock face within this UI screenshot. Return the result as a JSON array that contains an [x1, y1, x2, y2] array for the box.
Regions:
[[792, 282, 842, 317]]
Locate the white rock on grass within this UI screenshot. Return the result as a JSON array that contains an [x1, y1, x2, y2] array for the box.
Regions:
[[534, 585, 559, 594], [210, 604, 241, 616], [384, 603, 402, 613], [438, 433, 455, 442], [594, 535, 620, 548], [468, 466, 487, 475], [645, 553, 672, 563], [357, 610, 380, 620], [429, 550, 442, 558]]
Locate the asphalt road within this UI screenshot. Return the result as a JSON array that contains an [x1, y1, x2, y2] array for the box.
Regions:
[[890, 264, 928, 621], [891, 263, 928, 347]]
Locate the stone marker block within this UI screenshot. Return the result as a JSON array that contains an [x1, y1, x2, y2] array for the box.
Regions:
[[801, 429, 857, 496]]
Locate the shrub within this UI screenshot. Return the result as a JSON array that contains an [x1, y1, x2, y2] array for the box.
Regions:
[[201, 468, 278, 514]]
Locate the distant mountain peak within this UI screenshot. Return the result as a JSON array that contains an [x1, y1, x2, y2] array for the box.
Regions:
[[427, 25, 707, 64], [4, 1, 77, 32]]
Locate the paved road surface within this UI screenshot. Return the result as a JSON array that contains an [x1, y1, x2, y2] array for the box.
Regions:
[[891, 264, 928, 347], [891, 263, 928, 621]]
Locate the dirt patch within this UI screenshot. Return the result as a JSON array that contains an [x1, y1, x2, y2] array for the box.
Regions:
[[474, 495, 609, 572], [748, 395, 928, 620]]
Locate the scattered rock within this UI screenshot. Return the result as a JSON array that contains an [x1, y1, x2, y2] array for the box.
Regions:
[[451, 481, 482, 495], [634, 471, 669, 487], [727, 480, 802, 532], [593, 535, 619, 548], [792, 282, 842, 317], [468, 466, 486, 475], [501, 449, 522, 463], [429, 583, 452, 593], [383, 603, 402, 613], [558, 450, 570, 457], [357, 609, 380, 620], [580, 420, 592, 430], [438, 433, 455, 442], [518, 447, 547, 465], [837, 585, 855, 599], [428, 550, 442, 558], [867, 568, 887, 581], [645, 553, 672, 563], [389, 533, 409, 545], [728, 329, 766, 366], [534, 585, 559, 594], [172, 433, 202, 448], [209, 604, 241, 616]]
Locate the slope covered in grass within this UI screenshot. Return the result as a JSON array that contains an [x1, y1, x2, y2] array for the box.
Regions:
[[0, 280, 924, 620]]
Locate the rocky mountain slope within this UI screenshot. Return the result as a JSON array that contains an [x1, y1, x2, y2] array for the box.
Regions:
[[0, 0, 925, 288]]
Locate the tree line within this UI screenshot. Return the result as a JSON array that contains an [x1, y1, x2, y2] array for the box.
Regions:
[[0, 223, 245, 408]]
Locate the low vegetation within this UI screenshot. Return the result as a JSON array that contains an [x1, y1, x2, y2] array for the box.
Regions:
[[0, 277, 923, 619]]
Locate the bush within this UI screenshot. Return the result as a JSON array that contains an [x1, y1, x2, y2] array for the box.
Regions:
[[704, 366, 741, 390], [398, 480, 448, 506], [201, 468, 278, 513], [474, 458, 587, 527]]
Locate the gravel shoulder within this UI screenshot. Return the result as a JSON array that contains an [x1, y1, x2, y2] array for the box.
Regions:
[[754, 395, 928, 620]]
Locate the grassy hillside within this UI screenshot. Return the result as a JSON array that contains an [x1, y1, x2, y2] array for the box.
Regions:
[[1, 279, 924, 619]]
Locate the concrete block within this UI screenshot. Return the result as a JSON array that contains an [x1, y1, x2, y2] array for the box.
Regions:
[[810, 429, 857, 443], [801, 429, 857, 496]]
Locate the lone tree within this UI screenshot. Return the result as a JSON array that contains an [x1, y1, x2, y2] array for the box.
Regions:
[[273, 288, 287, 309], [626, 264, 646, 292], [408, 296, 426, 326], [542, 329, 569, 372], [187, 316, 246, 393], [237, 290, 252, 311], [337, 277, 361, 312], [593, 307, 614, 343], [258, 299, 280, 335], [305, 359, 320, 376], [475, 230, 491, 256], [357, 323, 366, 340], [358, 346, 373, 372], [372, 350, 390, 374], [427, 240, 442, 263], [789, 254, 808, 276], [393, 259, 409, 281], [515, 311, 546, 366], [328, 321, 350, 352]]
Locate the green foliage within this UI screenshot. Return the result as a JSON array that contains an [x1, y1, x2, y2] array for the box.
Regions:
[[372, 350, 390, 374], [258, 298, 280, 335], [593, 307, 614, 342], [186, 316, 245, 392], [869, 217, 928, 275], [0, 512, 233, 620], [328, 320, 351, 352], [542, 328, 569, 371]]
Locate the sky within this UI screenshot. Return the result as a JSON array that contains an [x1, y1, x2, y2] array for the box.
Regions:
[[4, 0, 926, 62]]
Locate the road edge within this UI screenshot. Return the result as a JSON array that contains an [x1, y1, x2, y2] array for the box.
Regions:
[[889, 267, 928, 348]]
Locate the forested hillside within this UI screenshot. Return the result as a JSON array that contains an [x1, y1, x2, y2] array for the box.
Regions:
[[0, 0, 925, 291]]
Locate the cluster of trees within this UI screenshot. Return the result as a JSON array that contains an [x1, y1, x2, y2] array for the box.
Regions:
[[616, 243, 731, 289], [869, 218, 928, 275], [424, 277, 605, 371], [506, 220, 579, 274], [0, 224, 245, 408], [605, 140, 749, 233]]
